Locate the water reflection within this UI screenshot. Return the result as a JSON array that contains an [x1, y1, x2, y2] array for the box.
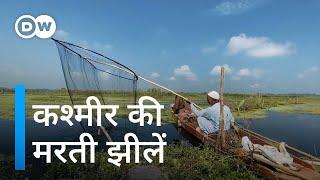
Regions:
[[238, 111, 320, 156]]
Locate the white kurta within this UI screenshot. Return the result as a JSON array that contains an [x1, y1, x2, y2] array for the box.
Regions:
[[191, 103, 234, 134]]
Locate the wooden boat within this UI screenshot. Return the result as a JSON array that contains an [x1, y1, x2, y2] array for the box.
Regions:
[[171, 96, 320, 180]]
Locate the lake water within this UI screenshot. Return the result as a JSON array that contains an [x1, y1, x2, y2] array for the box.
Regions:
[[0, 111, 319, 157], [0, 119, 192, 178], [238, 111, 320, 156], [0, 118, 186, 156]]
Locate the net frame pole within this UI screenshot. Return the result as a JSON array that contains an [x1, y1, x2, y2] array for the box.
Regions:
[[137, 76, 202, 109], [52, 38, 199, 109], [52, 38, 205, 142]]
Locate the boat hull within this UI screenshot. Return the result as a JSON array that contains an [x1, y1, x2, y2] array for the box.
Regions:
[[171, 97, 320, 180]]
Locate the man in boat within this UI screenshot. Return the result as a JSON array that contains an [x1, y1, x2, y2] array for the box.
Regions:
[[190, 90, 234, 134]]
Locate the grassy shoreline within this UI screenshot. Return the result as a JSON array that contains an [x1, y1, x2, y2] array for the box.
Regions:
[[1, 90, 318, 179], [0, 143, 259, 179], [0, 90, 319, 121], [270, 103, 320, 115]]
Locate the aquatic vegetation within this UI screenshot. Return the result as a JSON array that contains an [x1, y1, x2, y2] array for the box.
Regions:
[[42, 143, 258, 179], [237, 99, 245, 114], [0, 143, 259, 179], [270, 103, 320, 115], [0, 155, 30, 179], [0, 90, 319, 120], [159, 143, 259, 180]]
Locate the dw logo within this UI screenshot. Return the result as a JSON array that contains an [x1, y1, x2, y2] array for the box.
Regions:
[[15, 15, 56, 39]]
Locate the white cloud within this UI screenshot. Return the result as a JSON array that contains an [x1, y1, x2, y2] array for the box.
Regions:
[[151, 72, 160, 78], [169, 76, 176, 81], [232, 76, 241, 80], [98, 71, 110, 80], [93, 42, 113, 50], [201, 39, 226, 54], [308, 66, 319, 72], [298, 66, 319, 79], [104, 44, 112, 49], [297, 74, 304, 79], [79, 40, 89, 48], [201, 46, 216, 54], [0, 64, 22, 75], [250, 83, 260, 88], [70, 71, 83, 79], [232, 68, 262, 80], [212, 0, 254, 15], [227, 33, 294, 58], [72, 71, 110, 81], [237, 68, 251, 76], [55, 30, 69, 38], [210, 64, 232, 75], [173, 65, 197, 81]]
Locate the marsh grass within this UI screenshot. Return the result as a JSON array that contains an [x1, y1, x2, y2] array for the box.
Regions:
[[40, 143, 259, 179], [0, 90, 319, 120], [270, 103, 320, 115]]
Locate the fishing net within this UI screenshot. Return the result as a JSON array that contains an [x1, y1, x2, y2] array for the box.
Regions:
[[53, 38, 137, 105], [52, 38, 181, 140], [53, 38, 139, 134], [52, 38, 249, 148]]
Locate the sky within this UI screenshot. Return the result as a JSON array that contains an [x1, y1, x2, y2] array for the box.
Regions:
[[0, 0, 319, 93]]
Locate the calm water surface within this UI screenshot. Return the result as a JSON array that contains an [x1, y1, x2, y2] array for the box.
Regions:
[[238, 111, 320, 156], [0, 118, 183, 156], [0, 111, 319, 157]]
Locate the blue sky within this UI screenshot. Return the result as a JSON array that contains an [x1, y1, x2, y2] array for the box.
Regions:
[[0, 0, 319, 93]]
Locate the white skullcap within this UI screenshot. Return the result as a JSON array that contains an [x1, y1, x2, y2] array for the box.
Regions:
[[207, 91, 220, 100]]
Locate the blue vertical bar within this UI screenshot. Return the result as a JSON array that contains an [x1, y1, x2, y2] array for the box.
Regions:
[[15, 84, 25, 170]]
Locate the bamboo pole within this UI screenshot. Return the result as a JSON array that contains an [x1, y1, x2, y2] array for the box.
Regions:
[[216, 67, 225, 149], [78, 55, 202, 109], [138, 75, 202, 109]]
